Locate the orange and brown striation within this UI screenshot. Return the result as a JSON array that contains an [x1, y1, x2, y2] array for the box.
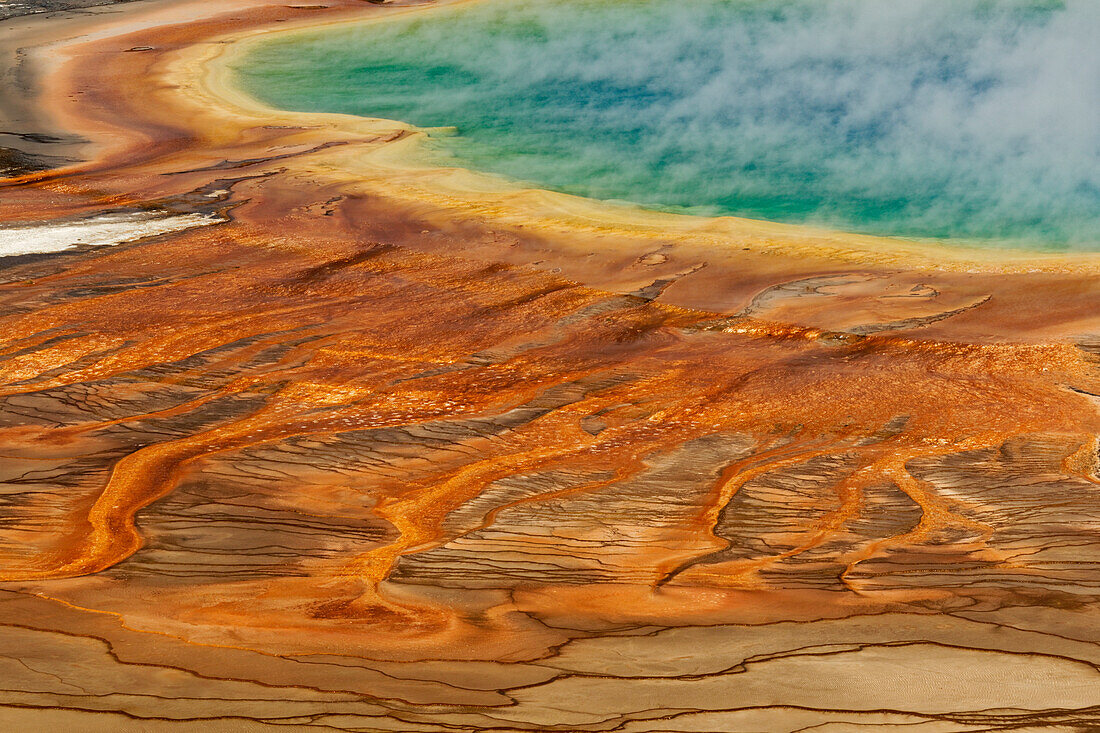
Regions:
[[2, 0, 1100, 730]]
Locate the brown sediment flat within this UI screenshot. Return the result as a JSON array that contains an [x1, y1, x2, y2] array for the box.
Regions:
[[2, 0, 1100, 730]]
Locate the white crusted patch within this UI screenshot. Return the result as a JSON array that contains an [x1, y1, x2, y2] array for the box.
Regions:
[[0, 213, 219, 258]]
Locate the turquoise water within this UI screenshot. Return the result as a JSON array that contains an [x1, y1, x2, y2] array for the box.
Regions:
[[237, 0, 1100, 250]]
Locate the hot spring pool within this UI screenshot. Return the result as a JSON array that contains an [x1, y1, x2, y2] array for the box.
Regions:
[[235, 0, 1100, 250]]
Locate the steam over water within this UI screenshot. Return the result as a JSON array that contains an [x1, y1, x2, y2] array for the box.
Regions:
[[238, 0, 1100, 250]]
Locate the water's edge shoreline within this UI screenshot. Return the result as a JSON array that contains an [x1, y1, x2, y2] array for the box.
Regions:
[[204, 0, 1100, 273]]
